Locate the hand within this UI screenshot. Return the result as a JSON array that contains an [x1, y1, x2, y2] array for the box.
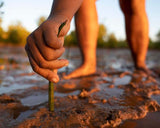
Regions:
[[25, 15, 70, 83]]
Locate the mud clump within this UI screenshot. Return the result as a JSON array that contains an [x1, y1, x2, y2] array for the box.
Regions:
[[0, 94, 29, 128], [102, 99, 107, 103], [68, 95, 78, 100], [108, 84, 115, 88], [0, 94, 19, 103], [14, 71, 160, 127], [0, 69, 160, 127], [79, 89, 90, 98]]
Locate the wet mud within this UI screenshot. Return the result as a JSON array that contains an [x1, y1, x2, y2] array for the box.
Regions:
[[0, 46, 160, 128]]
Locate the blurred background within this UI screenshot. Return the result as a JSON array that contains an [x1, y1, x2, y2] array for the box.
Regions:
[[0, 0, 160, 48], [0, 0, 160, 94], [0, 1, 160, 127]]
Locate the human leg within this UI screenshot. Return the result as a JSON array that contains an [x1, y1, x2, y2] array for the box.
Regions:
[[64, 0, 98, 79], [119, 0, 149, 70]]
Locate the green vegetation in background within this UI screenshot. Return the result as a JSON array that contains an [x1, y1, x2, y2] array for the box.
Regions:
[[0, 15, 46, 45], [6, 22, 30, 44], [0, 1, 30, 45], [37, 16, 46, 26], [0, 21, 30, 45], [64, 31, 77, 46], [0, 9, 159, 48], [97, 24, 107, 47], [64, 24, 160, 49], [148, 31, 160, 49], [0, 1, 5, 42], [64, 24, 128, 48]]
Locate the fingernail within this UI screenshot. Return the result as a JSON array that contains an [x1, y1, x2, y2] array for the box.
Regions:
[[52, 78, 58, 83]]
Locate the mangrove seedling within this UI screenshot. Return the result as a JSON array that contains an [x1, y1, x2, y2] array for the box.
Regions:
[[48, 20, 67, 112]]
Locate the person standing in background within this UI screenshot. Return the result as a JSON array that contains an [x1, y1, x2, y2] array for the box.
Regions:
[[25, 0, 149, 83]]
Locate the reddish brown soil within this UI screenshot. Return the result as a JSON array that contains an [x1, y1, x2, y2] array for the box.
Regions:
[[0, 70, 160, 128], [0, 47, 160, 128]]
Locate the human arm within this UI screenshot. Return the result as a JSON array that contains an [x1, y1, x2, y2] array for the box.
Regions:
[[25, 0, 83, 83]]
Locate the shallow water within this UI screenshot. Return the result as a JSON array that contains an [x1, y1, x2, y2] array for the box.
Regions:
[[0, 46, 160, 127], [0, 47, 159, 95]]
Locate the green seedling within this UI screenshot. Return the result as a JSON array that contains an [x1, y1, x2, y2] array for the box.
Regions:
[[48, 20, 67, 112]]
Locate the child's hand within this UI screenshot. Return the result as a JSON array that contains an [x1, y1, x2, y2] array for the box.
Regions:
[[25, 15, 70, 83]]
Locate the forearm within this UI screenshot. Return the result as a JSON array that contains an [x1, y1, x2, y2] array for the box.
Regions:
[[49, 0, 83, 20]]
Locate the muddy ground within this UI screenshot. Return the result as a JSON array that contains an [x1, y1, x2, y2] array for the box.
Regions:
[[0, 46, 160, 128]]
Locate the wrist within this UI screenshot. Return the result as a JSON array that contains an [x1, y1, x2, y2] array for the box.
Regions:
[[48, 14, 71, 25], [48, 10, 72, 21]]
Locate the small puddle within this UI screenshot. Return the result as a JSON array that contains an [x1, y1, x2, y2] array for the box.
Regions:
[[55, 90, 80, 97], [0, 47, 160, 128], [0, 83, 37, 94], [100, 83, 124, 97], [114, 75, 131, 86], [0, 75, 47, 95], [13, 110, 37, 123], [21, 94, 48, 107], [20, 90, 80, 107], [119, 111, 160, 128], [151, 95, 160, 105]]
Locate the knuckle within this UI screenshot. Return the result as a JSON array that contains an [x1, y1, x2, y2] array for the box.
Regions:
[[32, 65, 39, 73], [43, 34, 54, 48], [33, 31, 38, 38], [43, 26, 61, 49], [37, 58, 50, 69], [38, 61, 43, 68], [45, 38, 52, 46], [43, 49, 62, 61], [54, 42, 62, 49], [39, 61, 47, 68], [41, 21, 48, 28], [49, 54, 58, 60], [37, 60, 43, 67], [26, 35, 34, 47], [46, 73, 53, 81], [44, 54, 53, 61], [41, 51, 53, 61], [54, 61, 66, 69], [45, 36, 60, 49], [26, 35, 32, 43]]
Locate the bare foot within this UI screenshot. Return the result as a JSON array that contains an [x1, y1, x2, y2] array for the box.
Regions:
[[63, 64, 96, 79], [136, 66, 157, 78]]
